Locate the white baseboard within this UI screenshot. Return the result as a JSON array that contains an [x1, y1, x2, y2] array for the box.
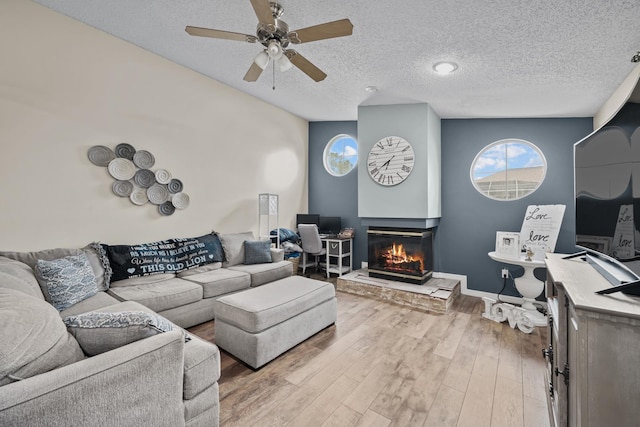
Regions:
[[433, 271, 547, 308]]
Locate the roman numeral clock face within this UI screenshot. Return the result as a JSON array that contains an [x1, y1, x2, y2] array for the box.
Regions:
[[367, 136, 415, 186]]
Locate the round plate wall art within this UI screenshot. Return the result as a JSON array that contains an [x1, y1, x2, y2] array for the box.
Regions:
[[133, 169, 156, 188], [108, 158, 136, 181], [88, 143, 188, 215], [158, 202, 176, 216], [112, 180, 134, 197], [172, 192, 190, 210], [147, 183, 170, 205], [88, 145, 116, 166], [130, 188, 149, 206], [115, 143, 136, 160], [133, 150, 155, 169], [155, 169, 172, 185], [167, 178, 183, 194]]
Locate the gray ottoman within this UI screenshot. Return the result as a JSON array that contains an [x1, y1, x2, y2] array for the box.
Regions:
[[212, 276, 337, 369]]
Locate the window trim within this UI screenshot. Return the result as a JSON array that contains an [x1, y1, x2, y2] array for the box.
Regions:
[[322, 134, 358, 177]]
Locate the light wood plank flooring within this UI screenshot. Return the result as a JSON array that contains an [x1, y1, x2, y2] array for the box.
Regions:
[[188, 277, 550, 427]]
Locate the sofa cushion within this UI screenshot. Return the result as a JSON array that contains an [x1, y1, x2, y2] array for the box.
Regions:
[[0, 288, 84, 386], [0, 256, 44, 299], [35, 254, 98, 311], [244, 240, 272, 265], [110, 272, 177, 288], [0, 245, 112, 291], [180, 268, 251, 298], [212, 276, 335, 333], [63, 310, 188, 356], [228, 260, 293, 287], [107, 278, 203, 312], [58, 292, 122, 318], [176, 262, 222, 278], [183, 336, 221, 400], [218, 232, 254, 267]]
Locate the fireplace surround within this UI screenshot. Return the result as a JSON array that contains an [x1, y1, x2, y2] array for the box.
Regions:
[[367, 227, 434, 284]]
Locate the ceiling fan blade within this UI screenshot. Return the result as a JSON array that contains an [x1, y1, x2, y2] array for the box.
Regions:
[[285, 50, 327, 82], [185, 26, 257, 43], [250, 0, 275, 27], [288, 19, 353, 44], [243, 61, 265, 82]]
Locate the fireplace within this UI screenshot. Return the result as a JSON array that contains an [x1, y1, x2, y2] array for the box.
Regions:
[[367, 227, 434, 284]]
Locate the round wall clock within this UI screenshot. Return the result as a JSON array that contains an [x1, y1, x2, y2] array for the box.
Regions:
[[367, 136, 415, 186]]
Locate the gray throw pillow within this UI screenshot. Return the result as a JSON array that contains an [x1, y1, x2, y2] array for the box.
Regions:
[[244, 240, 273, 265], [35, 253, 98, 311], [63, 311, 189, 356], [218, 231, 255, 267]]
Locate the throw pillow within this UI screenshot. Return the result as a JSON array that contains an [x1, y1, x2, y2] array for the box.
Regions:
[[244, 240, 273, 265], [0, 288, 84, 386], [35, 253, 98, 311], [218, 231, 255, 267], [63, 311, 189, 356]]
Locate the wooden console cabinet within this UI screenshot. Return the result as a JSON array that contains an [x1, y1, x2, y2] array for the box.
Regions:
[[544, 253, 640, 427]]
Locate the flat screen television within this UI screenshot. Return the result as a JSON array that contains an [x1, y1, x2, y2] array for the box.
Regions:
[[318, 216, 341, 235], [574, 97, 640, 295]]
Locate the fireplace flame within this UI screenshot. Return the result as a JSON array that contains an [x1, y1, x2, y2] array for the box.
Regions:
[[383, 243, 423, 269]]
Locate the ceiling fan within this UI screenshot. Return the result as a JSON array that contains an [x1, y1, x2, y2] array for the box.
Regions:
[[185, 0, 353, 83]]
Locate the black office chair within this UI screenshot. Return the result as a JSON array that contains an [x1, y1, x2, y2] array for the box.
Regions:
[[298, 224, 326, 276]]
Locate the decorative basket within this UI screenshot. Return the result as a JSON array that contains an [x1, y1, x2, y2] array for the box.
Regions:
[[289, 256, 300, 274]]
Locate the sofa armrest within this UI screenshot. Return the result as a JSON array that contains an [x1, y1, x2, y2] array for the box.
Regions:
[[270, 248, 284, 262], [0, 331, 186, 427]]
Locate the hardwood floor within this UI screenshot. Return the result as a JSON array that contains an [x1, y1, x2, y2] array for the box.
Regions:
[[188, 276, 550, 427]]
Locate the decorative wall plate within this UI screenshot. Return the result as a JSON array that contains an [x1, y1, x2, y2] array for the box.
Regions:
[[88, 145, 116, 166], [108, 158, 136, 180], [112, 180, 134, 197], [172, 192, 190, 210], [133, 150, 155, 169], [133, 169, 156, 188], [130, 188, 149, 205], [154, 169, 172, 184], [167, 178, 183, 194], [158, 202, 176, 216], [115, 143, 136, 160], [147, 183, 170, 205]]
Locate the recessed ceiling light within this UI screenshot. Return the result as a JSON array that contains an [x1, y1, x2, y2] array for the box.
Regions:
[[433, 62, 458, 75], [365, 86, 378, 93]]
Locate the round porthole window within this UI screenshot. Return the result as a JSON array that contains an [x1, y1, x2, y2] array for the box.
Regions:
[[470, 139, 547, 200], [323, 134, 358, 177]]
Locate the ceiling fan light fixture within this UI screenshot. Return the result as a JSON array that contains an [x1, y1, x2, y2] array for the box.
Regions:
[[278, 55, 293, 72], [267, 40, 283, 59], [433, 61, 458, 75], [254, 50, 270, 70]]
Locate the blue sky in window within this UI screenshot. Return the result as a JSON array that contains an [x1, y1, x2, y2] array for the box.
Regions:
[[473, 142, 544, 179], [330, 136, 358, 164]]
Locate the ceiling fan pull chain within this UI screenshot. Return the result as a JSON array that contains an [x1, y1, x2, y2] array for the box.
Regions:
[[272, 60, 276, 90]]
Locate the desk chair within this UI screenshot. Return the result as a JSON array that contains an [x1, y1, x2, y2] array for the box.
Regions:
[[298, 224, 326, 276]]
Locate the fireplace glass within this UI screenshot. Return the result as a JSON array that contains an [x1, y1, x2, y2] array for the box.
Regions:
[[367, 227, 434, 284]]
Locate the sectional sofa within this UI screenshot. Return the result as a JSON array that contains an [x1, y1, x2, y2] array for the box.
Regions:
[[0, 231, 293, 427]]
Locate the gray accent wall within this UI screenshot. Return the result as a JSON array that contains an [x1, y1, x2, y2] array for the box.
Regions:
[[308, 121, 367, 266], [309, 117, 592, 295]]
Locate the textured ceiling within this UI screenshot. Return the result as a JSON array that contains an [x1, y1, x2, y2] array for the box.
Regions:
[[33, 0, 640, 121]]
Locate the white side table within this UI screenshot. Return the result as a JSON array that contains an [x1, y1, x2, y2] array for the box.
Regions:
[[488, 251, 547, 327], [322, 238, 352, 278]]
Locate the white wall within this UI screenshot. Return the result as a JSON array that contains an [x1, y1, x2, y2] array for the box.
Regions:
[[0, 0, 308, 251]]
